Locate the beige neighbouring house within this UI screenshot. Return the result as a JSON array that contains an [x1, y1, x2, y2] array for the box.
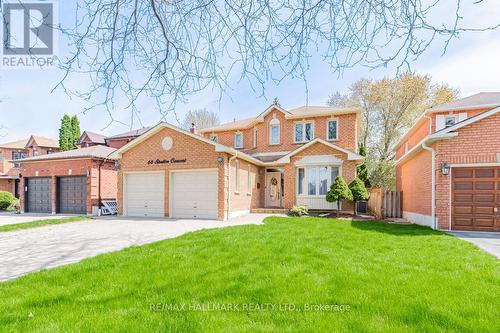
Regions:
[[111, 105, 364, 220]]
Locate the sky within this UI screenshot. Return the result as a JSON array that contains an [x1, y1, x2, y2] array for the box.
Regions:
[[1, 1, 500, 142]]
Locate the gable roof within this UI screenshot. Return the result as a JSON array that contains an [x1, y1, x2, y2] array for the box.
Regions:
[[274, 138, 364, 164], [18, 145, 117, 163], [200, 105, 362, 133], [0, 138, 29, 149], [25, 135, 59, 149], [105, 126, 153, 140], [77, 131, 106, 145], [428, 92, 500, 113]]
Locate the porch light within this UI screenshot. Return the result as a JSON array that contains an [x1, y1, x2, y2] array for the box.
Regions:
[[441, 162, 450, 176]]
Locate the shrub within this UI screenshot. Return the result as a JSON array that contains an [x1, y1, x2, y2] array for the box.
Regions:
[[326, 176, 353, 217], [289, 205, 309, 217], [349, 177, 370, 215], [0, 191, 15, 210]]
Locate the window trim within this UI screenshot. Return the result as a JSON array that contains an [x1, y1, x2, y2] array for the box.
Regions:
[[293, 121, 315, 143], [296, 165, 342, 198], [269, 124, 280, 145], [326, 119, 339, 141], [234, 132, 243, 149]]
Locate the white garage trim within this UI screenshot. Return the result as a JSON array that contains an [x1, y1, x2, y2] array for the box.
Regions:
[[169, 168, 219, 219], [123, 171, 165, 217]]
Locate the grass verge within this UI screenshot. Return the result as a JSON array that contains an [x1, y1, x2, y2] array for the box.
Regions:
[[0, 216, 89, 232]]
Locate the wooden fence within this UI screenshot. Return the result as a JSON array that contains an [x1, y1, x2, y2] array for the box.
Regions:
[[368, 188, 402, 219]]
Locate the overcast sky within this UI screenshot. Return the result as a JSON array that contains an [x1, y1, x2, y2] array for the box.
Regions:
[[1, 1, 500, 142]]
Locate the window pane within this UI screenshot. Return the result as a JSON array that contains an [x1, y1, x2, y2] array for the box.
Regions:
[[445, 117, 456, 127], [305, 123, 312, 141], [308, 168, 317, 195], [331, 167, 339, 183], [328, 121, 337, 140], [235, 134, 242, 147], [271, 126, 279, 144], [319, 167, 328, 195], [298, 168, 304, 194], [294, 124, 303, 142]]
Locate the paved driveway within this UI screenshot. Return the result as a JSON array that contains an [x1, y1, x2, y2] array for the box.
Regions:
[[448, 231, 500, 258], [0, 214, 270, 282], [0, 213, 73, 227]]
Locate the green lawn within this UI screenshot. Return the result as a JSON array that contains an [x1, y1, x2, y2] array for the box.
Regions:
[[0, 216, 88, 232], [0, 217, 498, 332]]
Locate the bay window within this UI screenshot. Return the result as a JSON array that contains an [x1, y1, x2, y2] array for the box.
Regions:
[[297, 165, 341, 197], [294, 122, 314, 143]]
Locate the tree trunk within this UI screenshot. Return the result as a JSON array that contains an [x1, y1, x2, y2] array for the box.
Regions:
[[337, 201, 340, 217], [353, 200, 357, 216]]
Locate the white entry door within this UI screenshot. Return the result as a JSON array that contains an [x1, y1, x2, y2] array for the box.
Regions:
[[171, 170, 218, 219], [124, 172, 165, 217], [266, 172, 282, 207]]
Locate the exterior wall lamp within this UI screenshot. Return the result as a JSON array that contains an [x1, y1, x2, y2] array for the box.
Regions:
[[441, 162, 450, 176]]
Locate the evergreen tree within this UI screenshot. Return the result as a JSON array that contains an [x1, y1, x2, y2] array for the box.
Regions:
[[70, 115, 81, 148], [58, 114, 73, 151], [357, 143, 371, 188], [349, 177, 370, 216], [326, 176, 353, 217]]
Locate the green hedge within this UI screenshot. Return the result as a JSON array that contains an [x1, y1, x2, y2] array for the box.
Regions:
[[0, 191, 15, 210]]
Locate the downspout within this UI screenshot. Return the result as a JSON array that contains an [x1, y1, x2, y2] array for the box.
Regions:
[[421, 141, 437, 230], [227, 152, 238, 220]]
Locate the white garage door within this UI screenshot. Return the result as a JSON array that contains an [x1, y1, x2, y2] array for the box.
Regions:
[[171, 170, 218, 219], [124, 172, 165, 217]]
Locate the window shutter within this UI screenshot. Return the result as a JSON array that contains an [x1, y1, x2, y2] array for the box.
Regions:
[[458, 113, 468, 122], [435, 115, 445, 131]]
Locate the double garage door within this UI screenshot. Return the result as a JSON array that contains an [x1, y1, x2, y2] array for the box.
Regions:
[[452, 167, 500, 231], [124, 170, 218, 219], [25, 176, 87, 214]]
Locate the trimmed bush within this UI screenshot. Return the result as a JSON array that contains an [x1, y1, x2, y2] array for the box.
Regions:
[[0, 191, 15, 210], [288, 205, 308, 217], [326, 176, 353, 217], [349, 177, 370, 215]]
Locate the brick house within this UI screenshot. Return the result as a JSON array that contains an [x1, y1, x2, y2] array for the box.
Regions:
[[0, 135, 59, 197], [111, 105, 364, 220], [16, 128, 149, 214], [395, 92, 500, 231]]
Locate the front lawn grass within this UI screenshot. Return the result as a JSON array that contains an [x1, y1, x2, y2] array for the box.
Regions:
[[0, 217, 498, 332], [0, 216, 88, 232]]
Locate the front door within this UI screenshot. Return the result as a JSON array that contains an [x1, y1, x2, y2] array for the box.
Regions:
[[266, 172, 282, 207]]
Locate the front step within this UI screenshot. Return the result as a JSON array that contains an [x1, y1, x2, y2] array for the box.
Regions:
[[251, 208, 288, 214]]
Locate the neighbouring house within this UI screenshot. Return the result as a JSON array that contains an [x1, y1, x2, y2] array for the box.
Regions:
[[104, 127, 152, 149], [110, 105, 364, 220], [395, 92, 500, 231], [0, 135, 59, 198], [16, 128, 149, 214]]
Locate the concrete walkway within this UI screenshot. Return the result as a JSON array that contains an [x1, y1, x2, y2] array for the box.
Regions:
[[0, 212, 74, 227], [0, 214, 270, 282], [448, 231, 500, 258]]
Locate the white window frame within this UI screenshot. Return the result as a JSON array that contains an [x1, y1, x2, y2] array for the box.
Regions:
[[269, 124, 280, 145], [209, 134, 218, 142], [235, 160, 240, 193], [294, 121, 315, 143], [296, 165, 342, 198], [247, 165, 252, 194], [234, 132, 243, 149], [253, 129, 257, 148], [326, 119, 339, 141]]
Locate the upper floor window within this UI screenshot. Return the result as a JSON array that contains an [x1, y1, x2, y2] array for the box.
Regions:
[[294, 122, 314, 143], [12, 151, 27, 168], [209, 134, 218, 143], [253, 129, 257, 148], [327, 119, 338, 140], [234, 132, 243, 148], [269, 117, 280, 145]]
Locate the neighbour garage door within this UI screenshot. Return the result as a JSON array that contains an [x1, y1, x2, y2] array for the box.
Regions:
[[452, 167, 500, 231], [26, 177, 52, 213], [57, 176, 87, 214], [124, 172, 165, 217], [171, 170, 217, 219]]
